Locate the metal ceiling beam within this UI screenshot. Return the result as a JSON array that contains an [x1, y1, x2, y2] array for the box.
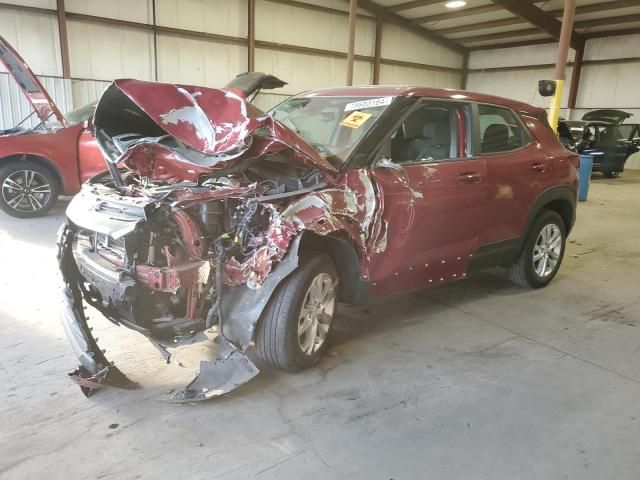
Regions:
[[435, 0, 638, 36], [456, 28, 544, 45], [410, 2, 549, 24], [412, 4, 503, 24], [468, 38, 559, 51], [469, 25, 640, 51], [453, 13, 640, 45], [489, 0, 585, 49], [389, 0, 443, 12], [575, 13, 640, 30], [585, 27, 640, 39], [350, 0, 466, 52]]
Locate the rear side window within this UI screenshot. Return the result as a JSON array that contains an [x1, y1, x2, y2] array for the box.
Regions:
[[479, 104, 528, 154]]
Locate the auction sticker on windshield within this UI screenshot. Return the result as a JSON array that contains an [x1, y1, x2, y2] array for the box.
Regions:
[[340, 111, 372, 129], [344, 97, 393, 112]]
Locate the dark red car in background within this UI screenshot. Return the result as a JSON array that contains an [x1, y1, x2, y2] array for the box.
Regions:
[[58, 74, 579, 401], [0, 35, 104, 218]]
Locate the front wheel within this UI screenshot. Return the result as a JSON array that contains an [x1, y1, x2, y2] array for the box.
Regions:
[[0, 161, 59, 218], [510, 210, 566, 288], [255, 254, 338, 372], [603, 170, 621, 178]]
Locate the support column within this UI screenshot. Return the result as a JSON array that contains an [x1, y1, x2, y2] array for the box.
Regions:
[[548, 0, 577, 132], [346, 0, 357, 86], [372, 15, 382, 85], [56, 0, 70, 78], [152, 0, 158, 81], [248, 0, 256, 72], [568, 43, 584, 111], [461, 50, 469, 90]]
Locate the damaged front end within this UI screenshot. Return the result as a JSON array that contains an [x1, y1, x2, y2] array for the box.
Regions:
[[58, 76, 374, 401]]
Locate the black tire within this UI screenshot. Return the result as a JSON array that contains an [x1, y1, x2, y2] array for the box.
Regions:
[[0, 160, 59, 218], [255, 254, 338, 372], [603, 170, 620, 178], [510, 210, 566, 288]]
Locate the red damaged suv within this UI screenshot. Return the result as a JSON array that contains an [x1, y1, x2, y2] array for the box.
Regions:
[[58, 73, 579, 401]]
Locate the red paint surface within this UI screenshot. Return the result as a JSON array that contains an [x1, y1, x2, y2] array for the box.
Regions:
[[0, 37, 105, 195], [0, 124, 104, 195]]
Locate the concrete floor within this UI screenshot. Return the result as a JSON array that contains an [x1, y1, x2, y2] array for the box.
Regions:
[[1, 172, 640, 480]]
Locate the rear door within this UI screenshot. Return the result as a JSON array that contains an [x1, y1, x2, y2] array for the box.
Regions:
[[368, 99, 489, 296], [477, 104, 549, 244], [589, 124, 640, 172]]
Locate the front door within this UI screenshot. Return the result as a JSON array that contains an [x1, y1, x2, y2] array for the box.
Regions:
[[367, 100, 488, 297]]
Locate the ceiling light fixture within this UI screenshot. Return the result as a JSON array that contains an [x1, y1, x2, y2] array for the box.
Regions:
[[445, 1, 467, 8]]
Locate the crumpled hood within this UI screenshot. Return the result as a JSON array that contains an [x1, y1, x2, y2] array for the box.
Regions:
[[94, 79, 337, 178]]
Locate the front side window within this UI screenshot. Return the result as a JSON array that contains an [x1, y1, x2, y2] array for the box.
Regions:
[[378, 102, 466, 165], [479, 104, 528, 154], [270, 96, 394, 167]]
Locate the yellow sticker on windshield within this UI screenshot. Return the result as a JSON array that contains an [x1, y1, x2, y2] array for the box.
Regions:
[[340, 111, 372, 129]]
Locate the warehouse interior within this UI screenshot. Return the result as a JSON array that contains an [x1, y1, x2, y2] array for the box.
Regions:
[[1, 0, 640, 478]]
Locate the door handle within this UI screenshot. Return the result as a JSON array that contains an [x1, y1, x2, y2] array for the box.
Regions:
[[458, 172, 482, 183], [530, 162, 546, 173]]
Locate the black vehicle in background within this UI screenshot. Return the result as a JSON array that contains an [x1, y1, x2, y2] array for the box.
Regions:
[[559, 109, 640, 178]]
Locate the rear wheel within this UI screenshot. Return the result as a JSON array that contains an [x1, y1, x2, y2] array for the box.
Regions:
[[255, 254, 338, 372], [0, 161, 59, 218], [510, 210, 566, 288]]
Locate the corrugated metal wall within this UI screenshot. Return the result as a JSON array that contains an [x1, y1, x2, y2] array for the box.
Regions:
[[467, 35, 640, 169], [0, 0, 465, 125], [467, 44, 574, 118], [0, 73, 71, 130], [467, 36, 640, 122]]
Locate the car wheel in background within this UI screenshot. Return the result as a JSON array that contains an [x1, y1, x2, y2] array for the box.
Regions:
[[510, 210, 567, 289], [603, 170, 620, 178], [255, 254, 338, 372], [0, 161, 59, 218]]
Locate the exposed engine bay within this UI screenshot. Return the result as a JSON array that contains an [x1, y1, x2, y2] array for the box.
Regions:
[[58, 74, 383, 401]]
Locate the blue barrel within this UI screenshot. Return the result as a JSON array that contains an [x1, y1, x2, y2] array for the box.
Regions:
[[578, 154, 593, 202]]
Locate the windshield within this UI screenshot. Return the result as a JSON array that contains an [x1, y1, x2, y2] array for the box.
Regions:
[[65, 100, 97, 126], [270, 95, 395, 165]]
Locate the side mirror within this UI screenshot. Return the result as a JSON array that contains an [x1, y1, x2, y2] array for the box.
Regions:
[[374, 155, 403, 171]]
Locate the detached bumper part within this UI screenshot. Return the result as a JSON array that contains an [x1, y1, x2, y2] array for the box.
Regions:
[[170, 351, 260, 402], [58, 224, 302, 401], [60, 285, 139, 396]]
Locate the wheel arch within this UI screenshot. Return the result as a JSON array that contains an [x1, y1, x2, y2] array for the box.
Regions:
[[0, 153, 66, 193], [524, 186, 576, 240], [299, 230, 372, 305]]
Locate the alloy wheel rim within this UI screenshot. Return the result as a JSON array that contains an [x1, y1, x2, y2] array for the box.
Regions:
[[533, 224, 562, 277], [298, 273, 336, 356], [1, 170, 51, 213]]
